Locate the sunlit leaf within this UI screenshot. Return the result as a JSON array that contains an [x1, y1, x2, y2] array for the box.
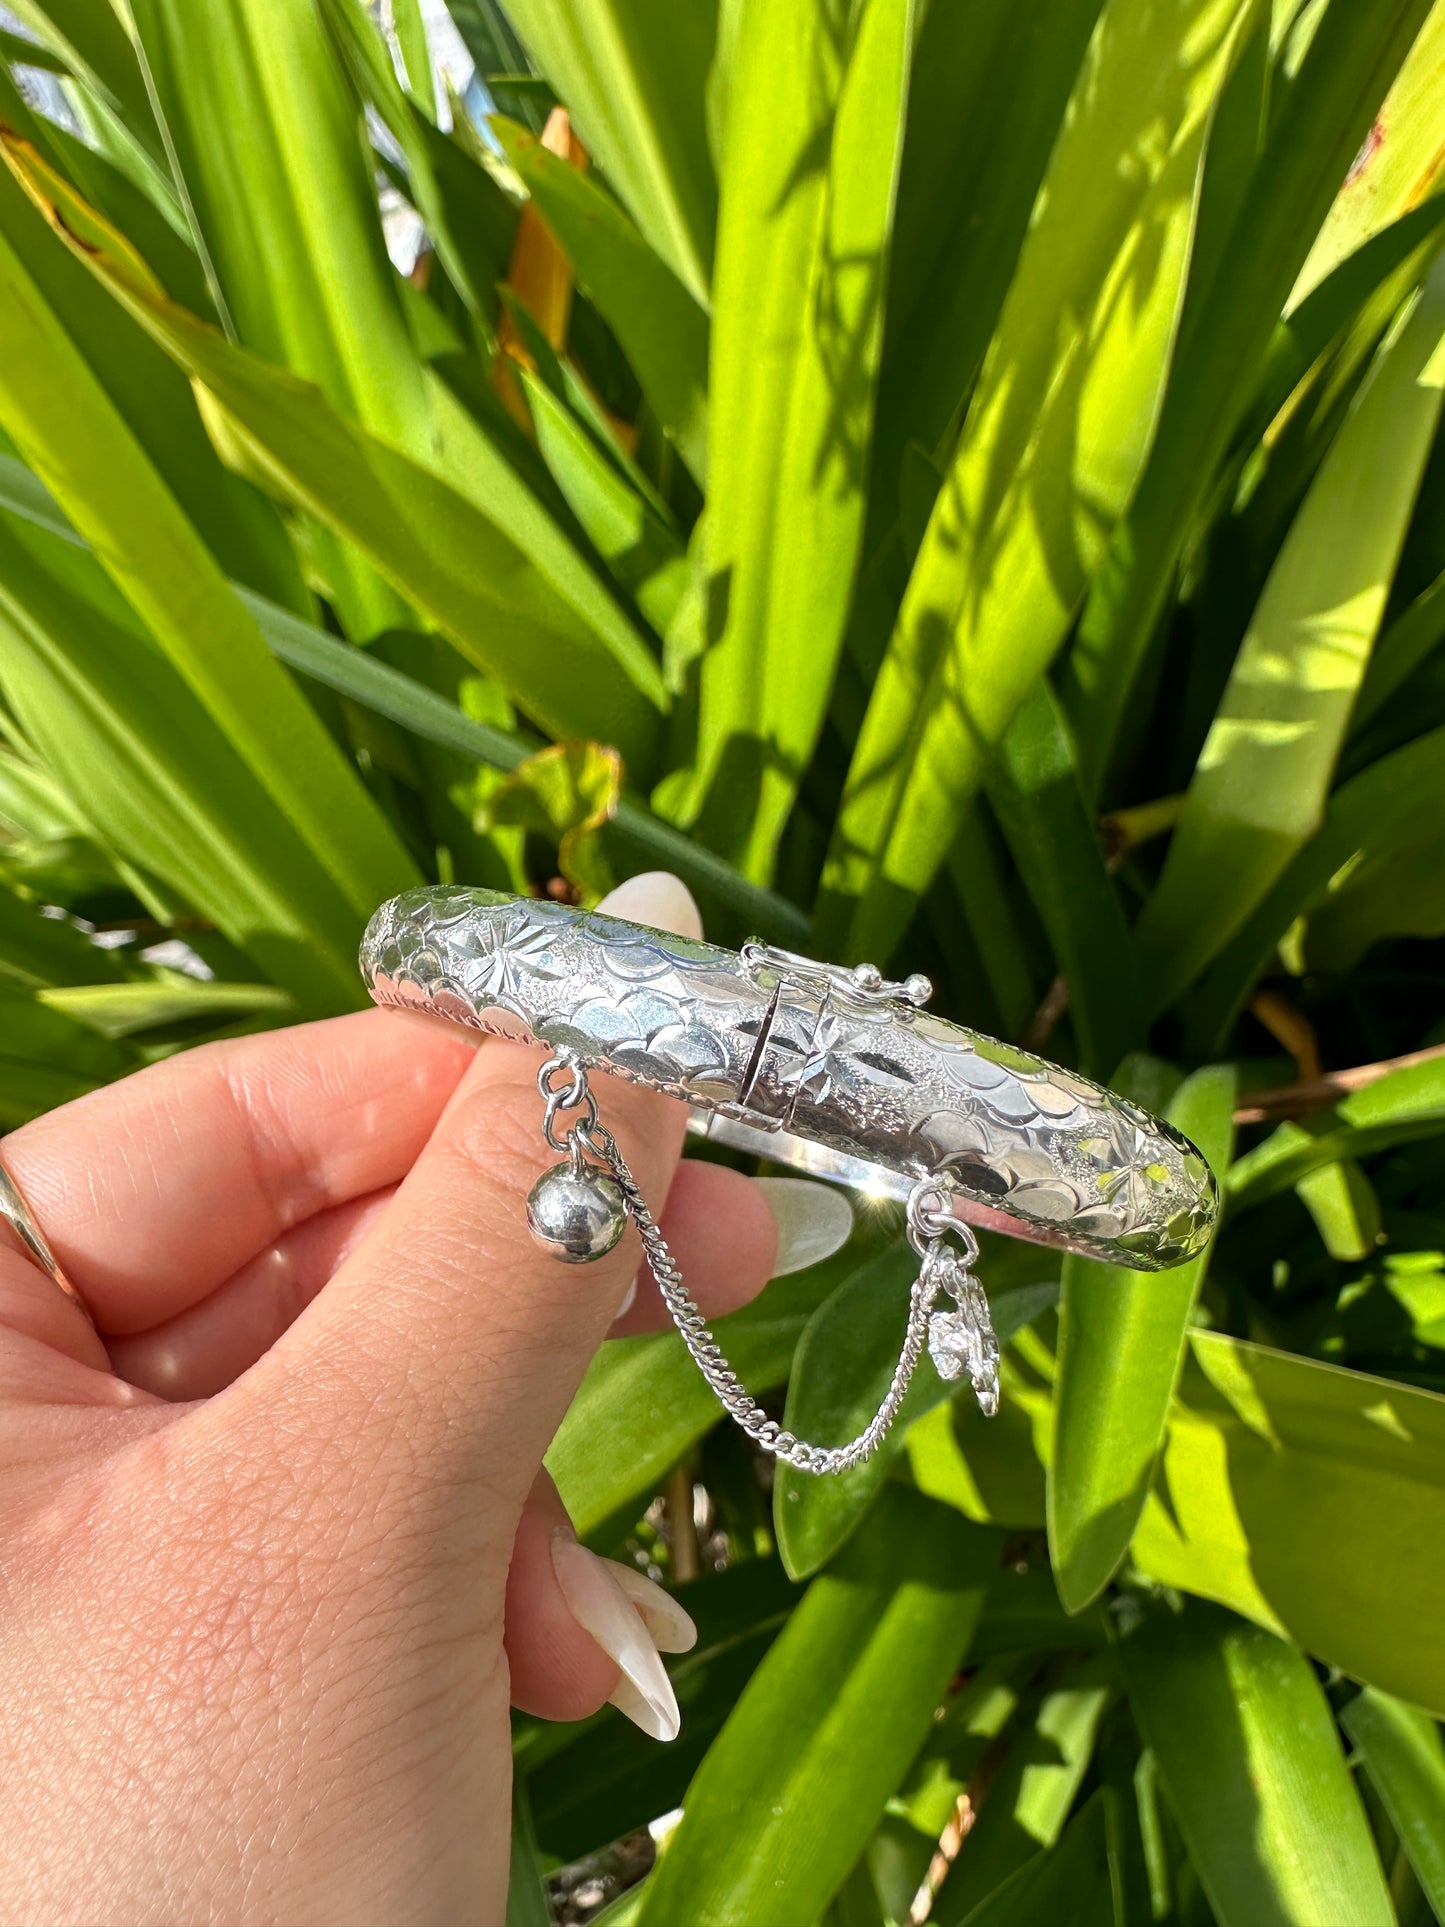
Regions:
[[0, 212, 418, 942], [826, 0, 1259, 957], [1065, 0, 1437, 796], [1121, 1600, 1395, 1927], [1135, 254, 1445, 1008], [495, 118, 708, 480], [675, 0, 917, 881], [1049, 1065, 1236, 1613], [1133, 1332, 1445, 1716], [1292, 2, 1445, 307], [1343, 1687, 1445, 1921], [931, 1655, 1113, 1927], [498, 0, 717, 304], [636, 1491, 995, 1927]]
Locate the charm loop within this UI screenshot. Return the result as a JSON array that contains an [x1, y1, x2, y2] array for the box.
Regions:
[[906, 1181, 981, 1266], [540, 1052, 600, 1154]]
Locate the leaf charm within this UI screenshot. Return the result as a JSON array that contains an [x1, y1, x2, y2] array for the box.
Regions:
[[927, 1258, 1001, 1416]]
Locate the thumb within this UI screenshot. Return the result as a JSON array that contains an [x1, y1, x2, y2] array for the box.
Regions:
[[222, 872, 702, 1526]]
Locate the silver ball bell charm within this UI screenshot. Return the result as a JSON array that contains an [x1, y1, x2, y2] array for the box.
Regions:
[[527, 1161, 627, 1263]]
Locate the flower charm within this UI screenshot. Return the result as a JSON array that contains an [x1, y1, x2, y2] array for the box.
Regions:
[[927, 1256, 1000, 1416]]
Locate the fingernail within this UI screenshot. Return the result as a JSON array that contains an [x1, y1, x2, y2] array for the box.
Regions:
[[610, 1275, 638, 1325], [596, 871, 703, 940], [551, 1531, 683, 1742], [605, 1561, 697, 1654], [752, 1176, 854, 1276]]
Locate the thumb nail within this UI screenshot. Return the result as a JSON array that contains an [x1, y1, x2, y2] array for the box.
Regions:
[[595, 871, 703, 940], [751, 1176, 854, 1276], [551, 1531, 686, 1742]]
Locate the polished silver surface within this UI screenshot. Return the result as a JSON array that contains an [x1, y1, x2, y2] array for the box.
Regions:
[[526, 1163, 627, 1263], [360, 887, 1217, 1268]]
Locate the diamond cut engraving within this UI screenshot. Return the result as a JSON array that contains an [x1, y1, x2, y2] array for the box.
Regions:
[[359, 888, 1218, 1270]]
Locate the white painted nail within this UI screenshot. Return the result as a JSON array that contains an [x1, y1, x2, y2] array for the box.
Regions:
[[752, 1176, 854, 1276], [551, 1531, 682, 1742], [610, 1275, 638, 1326], [606, 1561, 698, 1654], [595, 871, 703, 940]]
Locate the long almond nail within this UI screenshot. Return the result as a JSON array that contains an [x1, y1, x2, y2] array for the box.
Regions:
[[752, 1176, 854, 1276], [595, 871, 703, 940], [606, 1561, 697, 1654], [551, 1531, 682, 1741]]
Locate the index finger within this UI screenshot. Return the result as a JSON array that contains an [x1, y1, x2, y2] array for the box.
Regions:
[[1, 1008, 480, 1335]]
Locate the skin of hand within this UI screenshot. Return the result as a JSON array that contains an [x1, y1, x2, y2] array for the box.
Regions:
[[0, 873, 794, 1927]]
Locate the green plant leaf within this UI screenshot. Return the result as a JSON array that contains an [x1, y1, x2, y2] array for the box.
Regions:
[[388, 0, 437, 121], [1, 142, 670, 768], [1188, 721, 1445, 1048], [1295, 1156, 1382, 1262], [498, 0, 716, 304], [1292, 2, 1445, 307], [985, 681, 1144, 1075], [1134, 252, 1445, 1009], [1248, 198, 1445, 481], [1133, 1332, 1445, 1717], [127, 0, 440, 634], [946, 1792, 1116, 1927], [0, 210, 419, 935], [1120, 1600, 1395, 1927], [825, 0, 1259, 958], [908, 1374, 1052, 1531], [0, 444, 810, 946], [1342, 1687, 1445, 1922], [1357, 563, 1445, 726], [128, 0, 429, 453], [1049, 1065, 1236, 1615], [1065, 0, 1437, 797], [0, 512, 365, 1011], [676, 0, 917, 881], [548, 1253, 861, 1542], [0, 23, 68, 73], [477, 737, 621, 901], [444, 0, 546, 131], [1228, 1053, 1445, 1209], [6, 0, 163, 167], [0, 82, 307, 613], [0, 980, 136, 1125], [776, 1248, 1056, 1581], [320, 0, 517, 334], [39, 975, 293, 1039], [494, 118, 709, 480], [505, 1768, 551, 1927], [1300, 827, 1445, 968], [635, 1489, 995, 1927], [0, 881, 123, 988], [931, 1655, 1114, 1927], [519, 368, 689, 638], [871, 0, 1107, 532]]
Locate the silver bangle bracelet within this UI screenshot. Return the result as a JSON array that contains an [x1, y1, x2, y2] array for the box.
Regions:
[[360, 887, 1218, 1473]]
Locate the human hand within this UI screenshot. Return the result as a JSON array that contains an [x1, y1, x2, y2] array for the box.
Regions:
[[0, 873, 842, 1926]]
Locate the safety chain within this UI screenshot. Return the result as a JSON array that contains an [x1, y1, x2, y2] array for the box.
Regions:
[[535, 1053, 998, 1473]]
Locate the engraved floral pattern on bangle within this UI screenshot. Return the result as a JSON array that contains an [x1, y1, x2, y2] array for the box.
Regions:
[[358, 887, 1220, 1269]]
